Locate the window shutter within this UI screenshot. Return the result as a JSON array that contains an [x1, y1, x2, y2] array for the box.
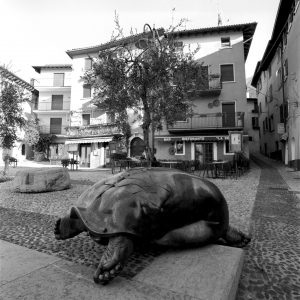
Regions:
[[51, 95, 63, 110], [83, 84, 91, 98], [50, 118, 62, 134], [220, 64, 234, 82], [53, 73, 64, 87], [84, 58, 92, 70]]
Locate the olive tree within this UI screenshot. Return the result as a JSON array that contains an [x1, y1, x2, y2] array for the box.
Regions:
[[84, 19, 204, 163]]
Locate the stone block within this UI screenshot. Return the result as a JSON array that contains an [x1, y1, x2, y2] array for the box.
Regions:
[[13, 167, 71, 193]]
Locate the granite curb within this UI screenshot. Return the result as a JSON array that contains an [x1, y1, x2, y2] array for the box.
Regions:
[[0, 240, 245, 300]]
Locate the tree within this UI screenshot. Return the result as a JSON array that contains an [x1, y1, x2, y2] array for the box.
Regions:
[[0, 80, 28, 175], [84, 19, 204, 163]]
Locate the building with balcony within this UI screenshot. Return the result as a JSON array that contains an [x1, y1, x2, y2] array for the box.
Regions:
[[251, 0, 300, 169], [32, 64, 72, 159], [155, 23, 257, 163], [0, 66, 38, 161], [65, 22, 256, 167]]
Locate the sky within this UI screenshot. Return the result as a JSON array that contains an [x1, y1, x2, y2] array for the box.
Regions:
[[0, 0, 281, 83]]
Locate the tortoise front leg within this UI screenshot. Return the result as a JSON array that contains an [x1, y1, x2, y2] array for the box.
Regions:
[[93, 235, 134, 284], [54, 216, 86, 240]]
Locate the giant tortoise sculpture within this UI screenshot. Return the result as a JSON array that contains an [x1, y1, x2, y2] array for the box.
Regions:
[[54, 167, 250, 284]]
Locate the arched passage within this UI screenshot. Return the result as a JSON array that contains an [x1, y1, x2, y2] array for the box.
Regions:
[[130, 137, 145, 158]]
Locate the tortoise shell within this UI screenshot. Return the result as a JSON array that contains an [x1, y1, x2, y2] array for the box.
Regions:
[[70, 168, 228, 240]]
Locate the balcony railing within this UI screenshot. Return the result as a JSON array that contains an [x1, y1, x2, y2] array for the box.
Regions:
[[167, 112, 244, 131], [189, 74, 222, 97], [65, 123, 121, 137], [33, 102, 71, 111], [38, 125, 68, 135]]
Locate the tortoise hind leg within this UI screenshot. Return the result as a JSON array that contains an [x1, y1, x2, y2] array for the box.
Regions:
[[54, 216, 85, 240], [220, 226, 251, 248], [155, 220, 223, 247], [94, 235, 134, 285]]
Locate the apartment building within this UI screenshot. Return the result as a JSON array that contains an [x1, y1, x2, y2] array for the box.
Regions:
[[65, 22, 256, 167], [32, 64, 72, 160], [0, 66, 38, 161], [155, 23, 257, 163], [251, 0, 300, 169]]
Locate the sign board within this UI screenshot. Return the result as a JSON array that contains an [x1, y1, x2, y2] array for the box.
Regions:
[[277, 123, 285, 134], [229, 131, 243, 153], [67, 144, 78, 152]]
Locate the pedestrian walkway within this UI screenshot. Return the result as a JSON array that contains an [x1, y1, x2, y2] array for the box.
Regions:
[[236, 155, 300, 299], [0, 239, 244, 300]]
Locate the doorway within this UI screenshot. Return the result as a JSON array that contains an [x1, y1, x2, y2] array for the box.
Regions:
[[222, 102, 235, 127], [130, 138, 145, 157], [195, 143, 213, 164], [80, 144, 91, 167]]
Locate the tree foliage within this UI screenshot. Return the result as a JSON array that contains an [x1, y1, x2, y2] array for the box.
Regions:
[[0, 81, 27, 150], [84, 19, 205, 161]]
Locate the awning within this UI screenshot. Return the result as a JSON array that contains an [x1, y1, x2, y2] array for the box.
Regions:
[[280, 133, 288, 141], [155, 135, 229, 142], [65, 137, 113, 144]]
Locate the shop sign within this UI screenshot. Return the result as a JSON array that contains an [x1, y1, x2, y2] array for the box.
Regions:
[[229, 131, 243, 153]]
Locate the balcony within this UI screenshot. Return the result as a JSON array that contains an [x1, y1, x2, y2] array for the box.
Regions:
[[188, 74, 222, 97], [38, 125, 68, 135], [65, 123, 121, 138], [167, 112, 244, 131], [33, 102, 70, 112]]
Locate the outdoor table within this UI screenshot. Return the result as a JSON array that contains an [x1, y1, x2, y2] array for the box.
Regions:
[[203, 161, 228, 178], [160, 161, 181, 168]]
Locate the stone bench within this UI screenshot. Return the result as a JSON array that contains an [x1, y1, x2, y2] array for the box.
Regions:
[[13, 167, 71, 193]]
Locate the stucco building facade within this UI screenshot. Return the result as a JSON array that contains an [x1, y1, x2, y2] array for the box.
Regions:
[[251, 0, 300, 169]]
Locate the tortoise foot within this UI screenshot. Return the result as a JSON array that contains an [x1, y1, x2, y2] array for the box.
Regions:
[[93, 236, 134, 285], [222, 226, 251, 248], [54, 216, 84, 240]]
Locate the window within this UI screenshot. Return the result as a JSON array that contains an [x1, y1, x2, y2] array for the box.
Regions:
[[248, 136, 253, 141], [269, 85, 273, 102], [51, 95, 63, 110], [53, 73, 64, 87], [252, 117, 259, 129], [221, 37, 231, 47], [82, 114, 90, 126], [220, 64, 234, 82], [50, 118, 62, 134], [268, 65, 272, 78], [84, 58, 92, 70], [83, 84, 91, 98], [175, 141, 185, 155], [270, 115, 274, 132], [259, 102, 262, 114], [224, 140, 234, 155], [283, 59, 288, 80]]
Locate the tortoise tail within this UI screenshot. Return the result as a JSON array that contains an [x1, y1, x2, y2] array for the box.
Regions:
[[221, 226, 251, 248]]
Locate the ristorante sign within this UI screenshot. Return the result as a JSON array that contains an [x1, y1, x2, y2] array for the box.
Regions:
[[162, 136, 229, 142]]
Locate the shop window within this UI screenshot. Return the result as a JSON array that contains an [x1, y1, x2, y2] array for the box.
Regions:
[[220, 64, 234, 82], [175, 141, 185, 155]]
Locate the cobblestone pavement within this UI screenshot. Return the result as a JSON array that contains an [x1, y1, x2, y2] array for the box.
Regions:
[[0, 206, 165, 280], [236, 156, 300, 300]]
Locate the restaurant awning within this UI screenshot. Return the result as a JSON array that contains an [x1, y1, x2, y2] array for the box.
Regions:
[[65, 137, 113, 144], [155, 135, 229, 142]]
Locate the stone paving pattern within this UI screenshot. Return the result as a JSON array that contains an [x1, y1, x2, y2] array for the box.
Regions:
[[236, 156, 300, 300], [1, 160, 299, 299]]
